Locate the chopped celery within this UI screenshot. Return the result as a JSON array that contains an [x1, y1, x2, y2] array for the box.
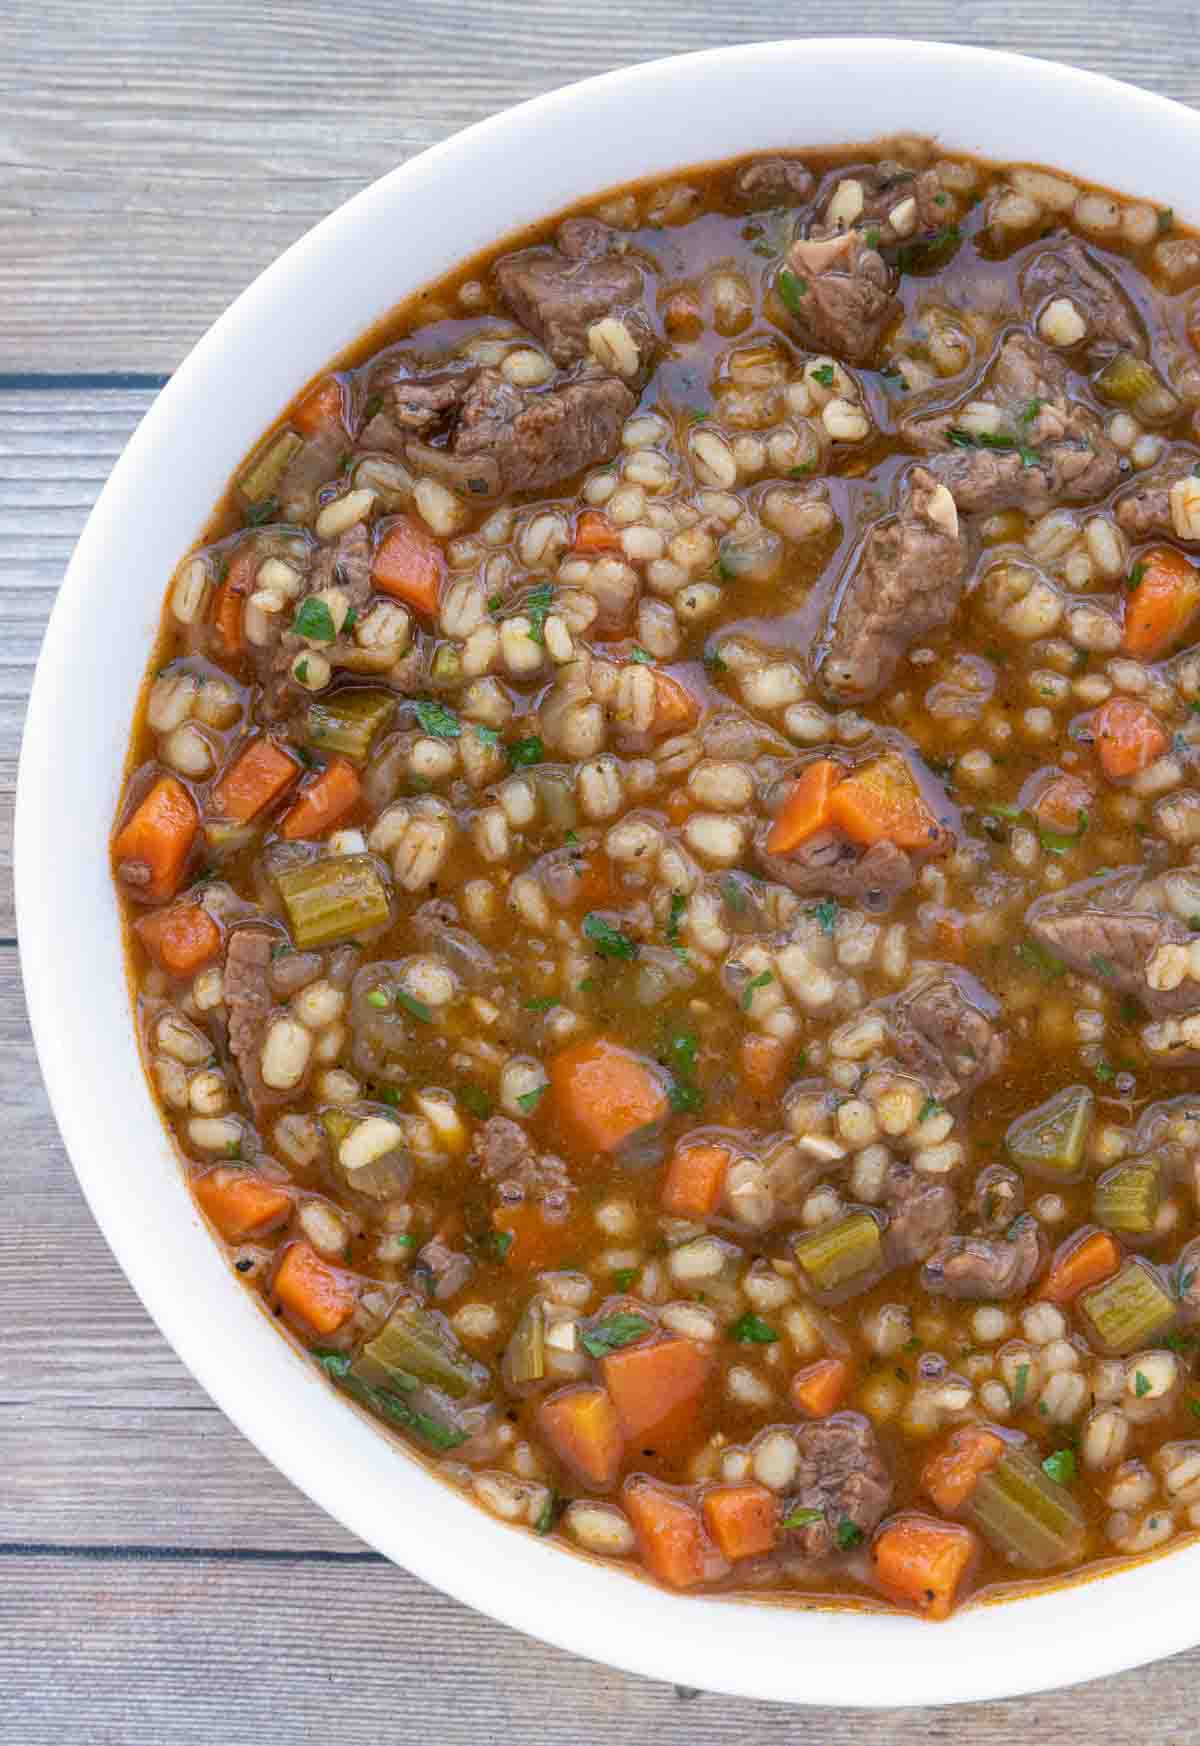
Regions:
[[1094, 351, 1157, 407], [1080, 1260, 1176, 1353], [307, 689, 396, 762], [239, 427, 303, 503], [793, 1212, 882, 1296], [1094, 1159, 1162, 1236], [276, 853, 390, 948], [431, 643, 462, 683], [355, 1300, 484, 1399], [1005, 1085, 1093, 1181], [968, 1446, 1085, 1569], [503, 1298, 546, 1386], [321, 1108, 356, 1150]]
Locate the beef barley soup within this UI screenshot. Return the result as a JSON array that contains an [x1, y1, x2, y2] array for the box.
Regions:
[[112, 137, 1200, 1618]]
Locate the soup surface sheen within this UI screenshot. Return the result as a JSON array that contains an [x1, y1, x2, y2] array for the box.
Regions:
[[112, 139, 1200, 1619]]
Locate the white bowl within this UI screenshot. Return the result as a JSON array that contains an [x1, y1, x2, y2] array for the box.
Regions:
[[17, 36, 1200, 1707]]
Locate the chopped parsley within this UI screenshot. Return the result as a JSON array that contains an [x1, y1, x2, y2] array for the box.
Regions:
[[1128, 561, 1148, 591], [811, 363, 836, 388], [612, 1267, 637, 1291], [918, 1096, 945, 1124], [507, 735, 545, 768], [1020, 397, 1043, 425], [729, 1312, 778, 1344], [723, 876, 749, 914], [742, 970, 774, 1011], [812, 898, 839, 937], [485, 1228, 513, 1262], [703, 646, 728, 675], [460, 1084, 492, 1119], [782, 1506, 823, 1529], [413, 697, 461, 739], [668, 1079, 705, 1114], [835, 1517, 864, 1551], [245, 496, 279, 527], [395, 989, 433, 1024], [517, 1084, 547, 1115], [1090, 954, 1116, 980], [666, 892, 687, 944], [1133, 1369, 1151, 1398], [471, 723, 501, 749], [293, 597, 336, 642], [776, 267, 808, 314], [894, 224, 961, 272], [1016, 938, 1066, 980], [523, 997, 557, 1012], [582, 911, 639, 960], [1042, 1448, 1077, 1486], [581, 1313, 652, 1357], [629, 646, 654, 664], [315, 1352, 466, 1451], [525, 582, 554, 645], [534, 1490, 560, 1535], [666, 1027, 698, 1078]]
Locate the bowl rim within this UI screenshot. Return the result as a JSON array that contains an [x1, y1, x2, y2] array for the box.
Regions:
[[18, 34, 1200, 1708]]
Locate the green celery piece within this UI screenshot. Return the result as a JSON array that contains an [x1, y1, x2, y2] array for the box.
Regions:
[[1093, 1159, 1162, 1236], [1094, 351, 1158, 408], [1080, 1260, 1176, 1354], [503, 1298, 546, 1386], [792, 1212, 882, 1296], [276, 853, 390, 949], [306, 689, 396, 762], [355, 1300, 483, 1399], [968, 1447, 1085, 1569], [1005, 1085, 1094, 1181], [239, 427, 303, 502]]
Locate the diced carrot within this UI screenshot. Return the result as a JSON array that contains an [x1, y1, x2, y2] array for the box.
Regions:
[[740, 1033, 789, 1100], [134, 901, 221, 977], [211, 736, 300, 823], [790, 1357, 852, 1419], [491, 1202, 585, 1272], [1031, 772, 1094, 831], [623, 1479, 720, 1589], [660, 1142, 730, 1218], [279, 757, 361, 840], [1123, 545, 1200, 660], [211, 545, 258, 659], [649, 669, 700, 736], [765, 759, 838, 854], [538, 1385, 625, 1488], [292, 375, 345, 437], [573, 510, 623, 553], [1093, 696, 1169, 781], [600, 1337, 711, 1452], [1041, 1227, 1122, 1304], [273, 1240, 357, 1335], [829, 752, 948, 852], [372, 515, 445, 619], [194, 1167, 293, 1242], [549, 1036, 669, 1157], [921, 1425, 1006, 1515], [871, 1515, 979, 1621], [702, 1483, 778, 1561], [112, 774, 200, 903]]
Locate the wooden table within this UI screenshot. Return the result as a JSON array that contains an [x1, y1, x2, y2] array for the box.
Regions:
[[5, 5, 1200, 1739]]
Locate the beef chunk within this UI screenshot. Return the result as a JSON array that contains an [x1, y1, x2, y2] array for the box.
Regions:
[[1021, 239, 1145, 359], [754, 828, 916, 912], [1027, 867, 1200, 1020], [453, 368, 636, 495], [494, 221, 649, 369], [225, 925, 281, 1121], [372, 364, 478, 434], [922, 1213, 1044, 1301], [468, 1116, 572, 1216], [904, 333, 1123, 515], [889, 969, 1005, 1101], [1115, 452, 1200, 543], [732, 156, 814, 207], [415, 1234, 473, 1302], [782, 229, 900, 366], [783, 1414, 892, 1559], [816, 466, 966, 704], [857, 164, 949, 236], [883, 1160, 958, 1267]]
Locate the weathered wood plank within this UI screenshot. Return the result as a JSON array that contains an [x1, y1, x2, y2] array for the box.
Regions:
[[6, 1550, 1200, 1745], [3, 0, 1199, 371]]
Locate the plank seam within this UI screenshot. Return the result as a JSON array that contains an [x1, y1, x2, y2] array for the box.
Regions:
[[0, 1542, 386, 1564], [0, 373, 170, 391]]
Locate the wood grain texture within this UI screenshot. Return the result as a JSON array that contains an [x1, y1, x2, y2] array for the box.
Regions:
[[3, 0, 1200, 371], [7, 3, 1200, 1736]]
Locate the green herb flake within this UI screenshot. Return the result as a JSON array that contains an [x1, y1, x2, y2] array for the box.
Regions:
[[811, 363, 836, 388], [581, 1313, 652, 1357], [246, 496, 279, 527], [667, 1028, 698, 1078], [813, 898, 838, 937], [730, 1312, 778, 1345], [742, 970, 774, 1011], [517, 1084, 547, 1115], [835, 1517, 864, 1551], [1042, 1448, 1077, 1486], [782, 1506, 823, 1529], [507, 735, 545, 768], [630, 646, 655, 665], [293, 597, 337, 643], [316, 1354, 467, 1452], [723, 876, 749, 914], [472, 723, 501, 749], [1094, 1059, 1117, 1085], [668, 1079, 705, 1114], [460, 1084, 492, 1119], [414, 697, 461, 739], [612, 1267, 637, 1291], [376, 1085, 402, 1107], [366, 988, 392, 1010], [666, 892, 687, 944], [1021, 398, 1043, 425], [523, 997, 557, 1013], [1013, 1361, 1031, 1407], [395, 989, 434, 1024], [703, 647, 728, 675], [525, 582, 554, 646], [1128, 561, 1148, 591], [777, 267, 808, 314], [918, 1096, 945, 1124], [1134, 1369, 1151, 1398], [1090, 954, 1116, 980], [583, 911, 639, 961]]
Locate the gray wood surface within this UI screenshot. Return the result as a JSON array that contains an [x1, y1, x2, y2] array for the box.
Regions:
[[7, 4, 1200, 1740]]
